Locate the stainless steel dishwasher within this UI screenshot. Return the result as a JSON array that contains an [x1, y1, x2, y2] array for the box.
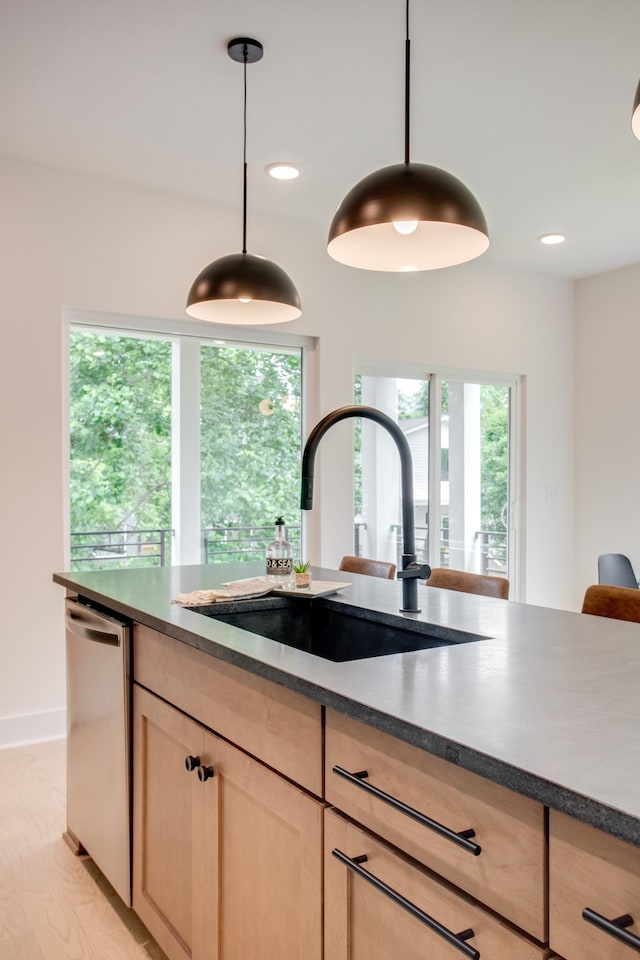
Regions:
[[64, 597, 132, 905]]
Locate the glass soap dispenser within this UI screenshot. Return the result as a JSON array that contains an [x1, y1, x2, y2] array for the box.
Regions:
[[265, 517, 294, 586]]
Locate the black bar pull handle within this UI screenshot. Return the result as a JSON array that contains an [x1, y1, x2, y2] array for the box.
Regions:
[[332, 766, 481, 856], [583, 908, 640, 952], [332, 849, 479, 959]]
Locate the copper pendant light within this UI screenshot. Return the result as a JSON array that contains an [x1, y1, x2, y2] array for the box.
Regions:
[[327, 1, 489, 272], [186, 38, 301, 325]]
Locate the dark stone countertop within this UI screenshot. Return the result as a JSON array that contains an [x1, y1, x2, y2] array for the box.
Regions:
[[53, 562, 640, 847]]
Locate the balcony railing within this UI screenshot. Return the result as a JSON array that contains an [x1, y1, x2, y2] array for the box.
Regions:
[[202, 524, 301, 564], [390, 524, 507, 577], [70, 528, 173, 570], [70, 524, 302, 570], [70, 522, 507, 578], [475, 529, 508, 576]]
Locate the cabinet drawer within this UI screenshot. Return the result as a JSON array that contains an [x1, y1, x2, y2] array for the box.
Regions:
[[549, 810, 640, 960], [133, 624, 323, 795], [325, 709, 547, 940], [325, 809, 549, 960]]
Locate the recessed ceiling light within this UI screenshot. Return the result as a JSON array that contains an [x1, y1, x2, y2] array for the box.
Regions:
[[266, 163, 301, 181], [538, 233, 566, 245]]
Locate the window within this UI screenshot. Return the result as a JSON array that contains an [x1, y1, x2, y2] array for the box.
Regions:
[[67, 315, 308, 571], [354, 370, 517, 589], [438, 379, 512, 579], [69, 329, 172, 569], [199, 341, 302, 563]]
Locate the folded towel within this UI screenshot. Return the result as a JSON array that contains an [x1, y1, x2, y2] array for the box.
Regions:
[[172, 576, 272, 606]]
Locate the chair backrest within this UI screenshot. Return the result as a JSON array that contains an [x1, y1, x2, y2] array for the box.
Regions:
[[338, 555, 396, 580], [581, 584, 640, 622], [597, 553, 638, 589], [426, 567, 509, 600]]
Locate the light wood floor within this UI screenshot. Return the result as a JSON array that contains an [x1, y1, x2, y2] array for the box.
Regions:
[[0, 738, 166, 960]]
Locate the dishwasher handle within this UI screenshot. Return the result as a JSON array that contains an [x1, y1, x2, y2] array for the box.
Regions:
[[65, 604, 123, 646]]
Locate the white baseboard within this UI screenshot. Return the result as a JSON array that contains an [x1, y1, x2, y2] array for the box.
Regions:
[[0, 708, 67, 749]]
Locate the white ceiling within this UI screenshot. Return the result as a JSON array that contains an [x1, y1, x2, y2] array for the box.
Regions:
[[3, 0, 640, 279]]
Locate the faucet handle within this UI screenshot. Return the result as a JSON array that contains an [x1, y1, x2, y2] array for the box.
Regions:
[[397, 563, 431, 581]]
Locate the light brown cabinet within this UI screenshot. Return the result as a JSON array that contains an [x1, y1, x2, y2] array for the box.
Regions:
[[325, 708, 547, 940], [549, 810, 640, 960], [133, 623, 323, 795], [132, 683, 323, 960], [325, 808, 548, 960], [130, 621, 640, 960], [132, 683, 210, 960]]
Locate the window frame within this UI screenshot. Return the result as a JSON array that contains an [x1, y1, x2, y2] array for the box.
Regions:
[[62, 307, 317, 570]]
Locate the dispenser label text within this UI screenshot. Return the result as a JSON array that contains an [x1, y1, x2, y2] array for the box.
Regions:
[[266, 558, 292, 575]]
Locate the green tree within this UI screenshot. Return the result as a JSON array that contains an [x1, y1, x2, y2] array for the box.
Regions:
[[69, 330, 303, 568], [69, 331, 172, 535], [480, 385, 509, 530], [200, 344, 301, 530], [397, 381, 428, 419]]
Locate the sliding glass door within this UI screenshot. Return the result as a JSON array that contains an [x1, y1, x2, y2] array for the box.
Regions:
[[438, 379, 511, 579], [355, 371, 516, 588]]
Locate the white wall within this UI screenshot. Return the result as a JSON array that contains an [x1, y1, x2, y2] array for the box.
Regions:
[[0, 155, 575, 747], [575, 263, 640, 605]]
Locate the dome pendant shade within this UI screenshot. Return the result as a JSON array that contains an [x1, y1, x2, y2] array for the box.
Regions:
[[328, 162, 489, 272], [328, 0, 488, 272], [632, 79, 640, 140], [186, 252, 301, 324]]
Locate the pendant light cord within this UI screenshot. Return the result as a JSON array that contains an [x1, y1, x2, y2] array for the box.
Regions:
[[404, 0, 410, 165], [242, 46, 248, 254]]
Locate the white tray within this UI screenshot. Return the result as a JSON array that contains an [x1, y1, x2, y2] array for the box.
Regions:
[[272, 580, 351, 598]]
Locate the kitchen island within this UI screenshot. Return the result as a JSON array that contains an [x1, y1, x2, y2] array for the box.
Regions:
[[54, 561, 640, 960]]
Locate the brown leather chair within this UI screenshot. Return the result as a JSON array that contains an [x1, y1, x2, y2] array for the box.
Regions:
[[339, 555, 396, 580], [426, 567, 509, 600], [581, 584, 640, 622]]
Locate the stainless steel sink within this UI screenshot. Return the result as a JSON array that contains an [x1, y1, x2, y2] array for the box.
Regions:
[[191, 596, 486, 662]]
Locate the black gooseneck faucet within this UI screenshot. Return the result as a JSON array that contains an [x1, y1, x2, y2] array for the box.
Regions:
[[300, 405, 431, 613]]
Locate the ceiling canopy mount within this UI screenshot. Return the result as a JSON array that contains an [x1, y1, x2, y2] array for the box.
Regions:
[[227, 37, 263, 64]]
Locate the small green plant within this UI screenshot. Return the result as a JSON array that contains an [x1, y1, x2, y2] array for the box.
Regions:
[[293, 561, 310, 573]]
